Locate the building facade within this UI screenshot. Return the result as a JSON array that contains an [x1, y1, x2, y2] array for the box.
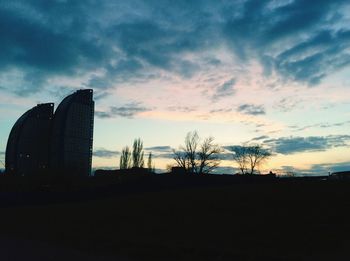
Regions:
[[5, 103, 54, 176], [5, 89, 94, 177], [50, 89, 94, 177]]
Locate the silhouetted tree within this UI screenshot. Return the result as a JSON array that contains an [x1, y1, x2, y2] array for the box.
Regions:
[[174, 131, 199, 173], [230, 146, 249, 174], [197, 136, 222, 174], [120, 146, 132, 169], [166, 164, 175, 173], [229, 144, 271, 174], [173, 131, 222, 174], [147, 152, 155, 173], [132, 138, 144, 168]]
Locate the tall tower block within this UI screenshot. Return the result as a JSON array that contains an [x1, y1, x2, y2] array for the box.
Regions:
[[50, 89, 94, 177], [5, 103, 54, 176]]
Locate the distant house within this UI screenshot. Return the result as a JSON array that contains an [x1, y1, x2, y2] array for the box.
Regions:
[[94, 167, 149, 178], [329, 171, 350, 180], [171, 167, 186, 175]]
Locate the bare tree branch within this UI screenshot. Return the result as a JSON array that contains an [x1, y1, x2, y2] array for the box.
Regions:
[[229, 144, 271, 174], [120, 146, 132, 169], [173, 131, 222, 174], [132, 138, 144, 168]]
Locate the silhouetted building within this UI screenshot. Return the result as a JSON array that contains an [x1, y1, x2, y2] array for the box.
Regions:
[[5, 89, 94, 177], [329, 171, 350, 180], [50, 89, 94, 177], [5, 103, 54, 176], [171, 167, 186, 175]]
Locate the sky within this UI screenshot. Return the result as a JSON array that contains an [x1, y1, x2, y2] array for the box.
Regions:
[[1, 0, 350, 175]]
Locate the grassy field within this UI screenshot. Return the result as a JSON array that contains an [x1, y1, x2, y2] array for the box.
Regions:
[[0, 180, 350, 260]]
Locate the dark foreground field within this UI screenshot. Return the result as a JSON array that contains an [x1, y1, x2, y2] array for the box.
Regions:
[[0, 180, 350, 260]]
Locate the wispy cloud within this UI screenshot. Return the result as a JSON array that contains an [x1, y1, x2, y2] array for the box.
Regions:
[[93, 149, 120, 158], [274, 97, 302, 112], [309, 161, 350, 174], [237, 104, 266, 115], [290, 121, 350, 132], [209, 108, 232, 114], [96, 102, 152, 119], [223, 134, 350, 156], [251, 135, 269, 141], [264, 135, 350, 155], [166, 106, 197, 113], [145, 146, 173, 153], [212, 78, 236, 100], [210, 166, 237, 174], [280, 161, 350, 176], [1, 0, 349, 96]]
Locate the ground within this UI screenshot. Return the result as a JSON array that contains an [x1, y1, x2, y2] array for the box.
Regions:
[[0, 180, 349, 260]]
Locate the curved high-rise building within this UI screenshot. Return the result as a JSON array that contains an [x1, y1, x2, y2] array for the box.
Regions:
[[50, 89, 94, 177], [5, 103, 54, 176]]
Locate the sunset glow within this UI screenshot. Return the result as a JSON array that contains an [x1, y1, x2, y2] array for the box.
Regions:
[[1, 0, 350, 175]]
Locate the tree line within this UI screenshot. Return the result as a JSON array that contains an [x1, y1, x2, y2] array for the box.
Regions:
[[120, 138, 155, 173], [118, 131, 272, 175]]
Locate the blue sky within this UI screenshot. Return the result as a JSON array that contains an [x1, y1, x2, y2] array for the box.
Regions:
[[1, 0, 350, 174]]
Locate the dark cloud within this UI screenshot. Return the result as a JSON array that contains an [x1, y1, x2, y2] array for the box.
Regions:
[[251, 135, 269, 141], [217, 153, 234, 161], [222, 134, 350, 156], [87, 58, 147, 89], [237, 104, 266, 115], [223, 0, 350, 84], [210, 166, 237, 175], [310, 161, 350, 174], [103, 12, 214, 81], [280, 161, 350, 176], [94, 111, 111, 119], [224, 145, 271, 157], [274, 29, 350, 85], [110, 104, 151, 118], [145, 146, 173, 153], [153, 152, 175, 159], [1, 0, 350, 95], [264, 135, 350, 155], [96, 102, 152, 119], [93, 149, 120, 158], [0, 1, 110, 94], [222, 145, 235, 151]]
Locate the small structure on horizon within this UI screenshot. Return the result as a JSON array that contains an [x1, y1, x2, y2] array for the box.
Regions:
[[329, 171, 350, 180], [171, 167, 186, 175]]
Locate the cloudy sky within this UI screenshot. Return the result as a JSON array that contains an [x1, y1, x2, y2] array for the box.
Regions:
[[1, 0, 350, 174]]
